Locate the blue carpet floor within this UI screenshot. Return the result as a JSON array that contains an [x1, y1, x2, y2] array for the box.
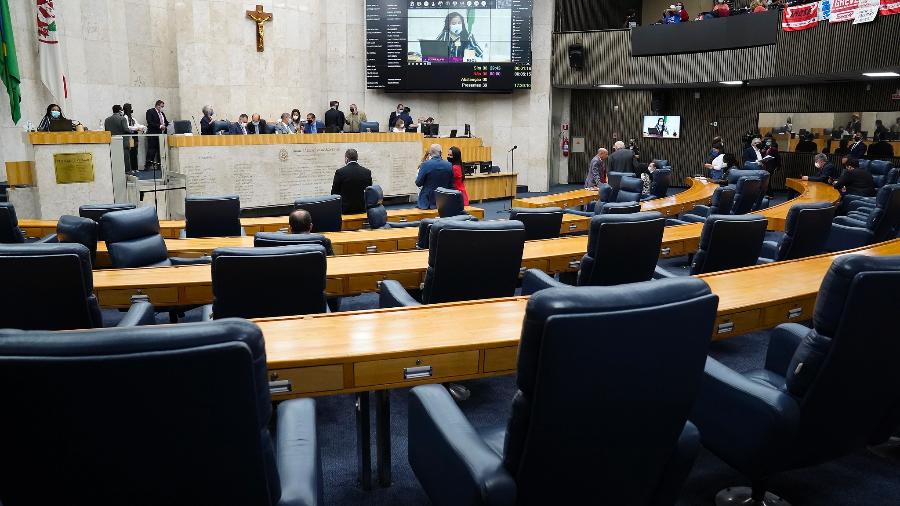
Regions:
[[101, 186, 900, 505]]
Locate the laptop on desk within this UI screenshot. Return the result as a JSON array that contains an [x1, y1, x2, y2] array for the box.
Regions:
[[48, 119, 75, 132]]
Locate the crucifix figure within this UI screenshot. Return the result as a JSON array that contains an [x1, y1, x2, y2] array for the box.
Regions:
[[246, 4, 273, 52]]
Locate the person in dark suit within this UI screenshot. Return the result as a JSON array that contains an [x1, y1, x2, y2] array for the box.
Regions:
[[228, 114, 249, 135], [145, 99, 169, 170], [848, 133, 866, 158], [794, 134, 818, 153], [742, 138, 764, 167], [388, 103, 404, 132], [287, 209, 335, 255], [415, 144, 453, 209], [324, 101, 346, 133], [199, 105, 216, 135], [867, 140, 894, 160], [803, 153, 838, 184], [607, 141, 646, 175], [833, 157, 876, 197], [247, 113, 268, 134], [846, 114, 862, 134], [331, 149, 373, 214], [122, 103, 143, 174]]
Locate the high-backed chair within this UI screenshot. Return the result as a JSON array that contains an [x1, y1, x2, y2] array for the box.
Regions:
[[599, 202, 641, 214], [729, 176, 763, 215], [508, 207, 563, 240], [522, 212, 665, 293], [380, 220, 525, 307], [758, 203, 836, 262], [254, 231, 334, 256], [0, 319, 322, 506], [435, 187, 466, 218], [415, 215, 477, 249], [182, 195, 244, 238], [408, 277, 719, 506], [202, 245, 327, 319], [726, 169, 770, 210], [670, 186, 736, 225], [0, 202, 55, 243], [657, 215, 768, 277], [79, 203, 136, 241], [101, 206, 211, 268], [615, 176, 644, 203], [653, 159, 671, 170], [868, 160, 893, 187], [294, 195, 343, 232], [689, 254, 900, 506], [359, 121, 379, 132], [0, 243, 154, 330], [845, 168, 900, 213], [825, 184, 900, 252], [364, 185, 420, 230], [56, 215, 99, 264], [643, 168, 672, 200]]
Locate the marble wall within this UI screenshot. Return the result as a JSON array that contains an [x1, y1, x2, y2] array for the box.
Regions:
[[0, 0, 553, 191]]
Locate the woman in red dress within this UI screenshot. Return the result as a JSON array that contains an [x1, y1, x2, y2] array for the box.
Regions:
[[448, 146, 469, 205]]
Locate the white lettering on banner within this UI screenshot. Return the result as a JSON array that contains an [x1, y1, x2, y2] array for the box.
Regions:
[[830, 0, 859, 21]]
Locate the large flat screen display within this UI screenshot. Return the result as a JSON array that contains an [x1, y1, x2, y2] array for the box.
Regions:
[[366, 0, 533, 92], [642, 116, 681, 139]]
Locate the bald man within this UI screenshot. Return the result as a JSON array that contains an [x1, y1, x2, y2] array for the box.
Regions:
[[607, 140, 644, 175], [415, 144, 453, 209], [585, 148, 608, 188]]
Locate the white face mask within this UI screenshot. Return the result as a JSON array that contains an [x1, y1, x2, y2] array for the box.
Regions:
[[449, 23, 463, 35]]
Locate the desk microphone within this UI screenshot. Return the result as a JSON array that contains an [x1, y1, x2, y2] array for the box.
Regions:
[[508, 145, 518, 152]]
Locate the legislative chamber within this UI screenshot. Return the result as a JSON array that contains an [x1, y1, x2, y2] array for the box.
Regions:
[[0, 1, 898, 505]]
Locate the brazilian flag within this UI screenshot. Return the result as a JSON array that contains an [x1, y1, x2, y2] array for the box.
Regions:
[[0, 0, 21, 124]]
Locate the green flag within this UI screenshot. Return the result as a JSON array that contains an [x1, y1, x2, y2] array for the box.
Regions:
[[0, 0, 21, 124]]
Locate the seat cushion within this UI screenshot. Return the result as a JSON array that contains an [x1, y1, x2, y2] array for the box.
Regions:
[[744, 369, 788, 392]]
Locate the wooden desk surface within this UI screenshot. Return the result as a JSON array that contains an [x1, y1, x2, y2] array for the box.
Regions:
[[257, 238, 900, 398], [90, 180, 840, 307], [28, 131, 112, 145]]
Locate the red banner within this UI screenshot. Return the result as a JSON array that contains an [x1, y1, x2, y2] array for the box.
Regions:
[[782, 3, 820, 30], [829, 0, 859, 22], [881, 0, 900, 15]]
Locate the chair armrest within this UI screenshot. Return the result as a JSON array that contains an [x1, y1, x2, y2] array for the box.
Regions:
[[690, 357, 800, 477], [759, 240, 780, 261], [845, 211, 871, 221], [680, 214, 707, 224], [31, 233, 58, 243], [824, 223, 874, 252], [846, 198, 875, 212], [832, 216, 867, 228], [379, 279, 422, 308], [665, 218, 688, 227], [408, 385, 516, 506], [688, 205, 711, 216], [114, 295, 156, 327], [653, 266, 679, 279], [388, 220, 422, 229], [240, 227, 247, 237], [521, 269, 568, 295], [276, 398, 323, 506], [563, 209, 593, 217], [648, 422, 700, 506], [756, 257, 775, 264], [765, 323, 808, 375], [170, 256, 212, 266], [200, 304, 214, 321]]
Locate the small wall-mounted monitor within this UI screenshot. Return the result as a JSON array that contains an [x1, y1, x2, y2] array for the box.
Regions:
[[642, 116, 681, 139]]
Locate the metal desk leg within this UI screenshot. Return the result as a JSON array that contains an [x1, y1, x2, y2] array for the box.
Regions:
[[375, 389, 392, 487], [356, 392, 372, 490]]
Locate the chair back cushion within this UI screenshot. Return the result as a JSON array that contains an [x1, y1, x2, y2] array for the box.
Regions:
[[295, 195, 343, 232], [415, 215, 476, 249], [253, 232, 334, 256], [0, 319, 280, 505], [100, 206, 172, 268], [691, 214, 767, 274], [599, 202, 641, 214], [727, 168, 769, 209], [0, 202, 24, 243], [579, 211, 665, 286], [435, 187, 466, 218], [648, 168, 672, 198], [885, 167, 900, 186], [865, 184, 900, 241], [614, 176, 643, 203], [211, 245, 327, 319], [730, 176, 762, 215], [776, 202, 836, 261], [57, 215, 99, 264], [424, 220, 525, 303], [504, 278, 718, 502], [508, 207, 563, 240], [364, 185, 387, 229], [79, 203, 136, 241], [184, 195, 242, 238], [0, 243, 101, 330]]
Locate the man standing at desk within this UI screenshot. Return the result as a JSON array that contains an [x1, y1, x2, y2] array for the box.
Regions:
[[104, 105, 131, 174], [416, 144, 453, 209], [585, 147, 608, 188], [346, 104, 367, 133], [324, 101, 345, 133], [331, 149, 373, 214], [145, 100, 169, 170]]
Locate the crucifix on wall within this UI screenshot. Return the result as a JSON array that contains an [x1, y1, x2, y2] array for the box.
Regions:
[[246, 5, 273, 52]]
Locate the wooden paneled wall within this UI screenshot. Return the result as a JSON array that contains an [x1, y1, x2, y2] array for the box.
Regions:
[[568, 82, 900, 189], [554, 0, 642, 31]]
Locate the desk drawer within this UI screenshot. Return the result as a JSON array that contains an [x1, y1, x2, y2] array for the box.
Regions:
[[348, 271, 422, 294], [354, 351, 479, 388], [183, 285, 213, 305], [342, 219, 365, 231], [713, 310, 761, 340], [561, 219, 589, 235], [269, 365, 344, 398], [548, 255, 583, 273], [97, 287, 179, 307], [342, 240, 399, 255], [659, 241, 685, 259], [325, 277, 344, 296], [484, 347, 518, 373], [762, 297, 816, 328]]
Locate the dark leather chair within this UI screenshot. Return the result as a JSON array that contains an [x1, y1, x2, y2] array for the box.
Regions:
[[380, 220, 525, 307], [0, 319, 323, 506], [615, 176, 644, 203], [365, 185, 419, 230], [565, 199, 641, 218], [0, 202, 55, 243], [669, 186, 736, 225], [729, 176, 763, 215], [435, 187, 466, 218], [868, 159, 893, 187], [79, 203, 136, 240], [254, 231, 334, 256], [726, 169, 770, 210], [294, 195, 343, 232], [56, 215, 99, 264], [758, 203, 836, 262], [100, 206, 211, 268], [689, 254, 900, 506], [845, 168, 900, 213], [643, 168, 672, 200], [653, 159, 671, 170], [508, 207, 563, 240], [408, 277, 719, 506], [658, 215, 768, 276], [0, 243, 154, 330], [415, 215, 477, 249], [824, 183, 900, 252], [202, 245, 328, 319], [522, 211, 665, 292], [182, 195, 244, 238]]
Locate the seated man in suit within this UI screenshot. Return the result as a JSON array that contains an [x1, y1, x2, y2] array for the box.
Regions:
[[303, 113, 319, 134], [331, 149, 373, 214], [289, 209, 314, 234], [803, 153, 839, 183], [833, 156, 876, 197], [607, 141, 645, 175], [247, 113, 268, 134], [848, 133, 867, 158], [415, 144, 453, 210], [228, 114, 249, 135], [273, 113, 296, 134], [794, 134, 818, 153]]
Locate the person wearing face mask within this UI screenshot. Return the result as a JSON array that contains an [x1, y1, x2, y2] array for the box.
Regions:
[[199, 105, 216, 135], [228, 114, 250, 135], [803, 153, 838, 183], [324, 101, 346, 133], [661, 6, 681, 24], [144, 100, 169, 170], [273, 113, 297, 134], [436, 12, 483, 60], [388, 103, 405, 133], [303, 113, 319, 134], [247, 113, 268, 134], [37, 103, 72, 131], [676, 2, 689, 21], [346, 104, 367, 133], [122, 103, 145, 174], [742, 137, 764, 166], [289, 109, 304, 132]]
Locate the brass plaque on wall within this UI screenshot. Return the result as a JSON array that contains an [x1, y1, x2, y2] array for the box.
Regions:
[[54, 153, 95, 184]]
